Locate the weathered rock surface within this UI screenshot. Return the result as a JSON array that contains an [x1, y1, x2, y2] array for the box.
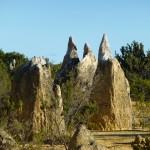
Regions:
[[53, 84, 65, 133], [11, 57, 65, 135], [90, 34, 132, 130], [76, 43, 97, 91], [68, 125, 106, 150], [98, 33, 112, 63], [62, 36, 78, 67], [0, 128, 18, 150], [55, 36, 80, 85]]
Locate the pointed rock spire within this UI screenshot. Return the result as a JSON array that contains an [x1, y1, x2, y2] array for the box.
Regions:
[[67, 36, 77, 53], [76, 43, 97, 91], [55, 36, 80, 85], [83, 43, 92, 58], [90, 34, 132, 130], [98, 34, 112, 62], [62, 36, 79, 67]]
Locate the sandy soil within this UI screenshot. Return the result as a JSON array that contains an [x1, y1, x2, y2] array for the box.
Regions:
[[22, 130, 149, 149], [92, 130, 149, 150]]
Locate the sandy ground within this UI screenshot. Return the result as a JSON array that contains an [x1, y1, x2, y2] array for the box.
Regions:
[[22, 130, 149, 149], [92, 130, 149, 150]]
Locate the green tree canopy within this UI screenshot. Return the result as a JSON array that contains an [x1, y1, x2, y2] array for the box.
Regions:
[[0, 49, 28, 117], [0, 60, 11, 117], [116, 41, 150, 101], [0, 49, 28, 71]]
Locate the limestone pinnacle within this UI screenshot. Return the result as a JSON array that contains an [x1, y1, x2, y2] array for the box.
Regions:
[[83, 43, 92, 58], [98, 33, 112, 62]]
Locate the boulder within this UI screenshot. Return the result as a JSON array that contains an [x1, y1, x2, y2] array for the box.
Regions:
[[0, 129, 18, 150], [11, 57, 65, 136], [76, 43, 97, 91], [132, 135, 150, 149], [68, 125, 106, 150], [90, 34, 132, 130], [134, 135, 143, 144]]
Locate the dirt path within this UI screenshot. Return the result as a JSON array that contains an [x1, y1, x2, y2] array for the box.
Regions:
[[92, 130, 149, 150]]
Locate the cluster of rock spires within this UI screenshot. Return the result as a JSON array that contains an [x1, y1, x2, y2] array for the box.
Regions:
[[55, 33, 132, 130], [10, 34, 132, 142]]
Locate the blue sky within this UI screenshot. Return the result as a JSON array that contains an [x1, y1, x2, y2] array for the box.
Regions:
[[0, 0, 150, 64]]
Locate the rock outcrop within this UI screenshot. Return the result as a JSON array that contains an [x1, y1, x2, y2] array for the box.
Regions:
[[98, 33, 112, 63], [0, 129, 18, 150], [90, 34, 132, 130], [68, 125, 106, 150], [11, 57, 65, 136], [76, 43, 97, 91], [55, 36, 80, 85], [53, 84, 65, 133], [62, 36, 78, 68]]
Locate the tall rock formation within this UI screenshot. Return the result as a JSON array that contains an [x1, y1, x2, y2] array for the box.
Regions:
[[53, 84, 65, 133], [55, 36, 80, 85], [76, 43, 97, 91], [11, 57, 65, 135], [90, 34, 132, 130]]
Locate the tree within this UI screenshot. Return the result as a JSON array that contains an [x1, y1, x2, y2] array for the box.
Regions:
[[50, 63, 62, 79], [45, 71, 99, 150], [0, 49, 28, 71], [116, 41, 150, 101], [0, 49, 29, 117], [0, 60, 11, 118], [61, 71, 99, 129]]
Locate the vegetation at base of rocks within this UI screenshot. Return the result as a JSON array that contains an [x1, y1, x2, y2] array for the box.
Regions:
[[131, 135, 150, 150], [115, 41, 150, 101], [61, 71, 99, 130], [134, 101, 150, 131], [0, 60, 12, 118], [0, 116, 51, 149], [44, 70, 99, 150]]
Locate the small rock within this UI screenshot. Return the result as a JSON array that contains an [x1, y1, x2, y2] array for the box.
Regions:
[[134, 135, 142, 144], [68, 125, 106, 150], [0, 129, 18, 150]]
